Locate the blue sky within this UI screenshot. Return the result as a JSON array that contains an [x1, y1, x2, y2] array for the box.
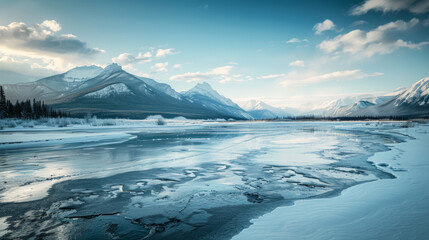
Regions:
[[0, 0, 428, 109]]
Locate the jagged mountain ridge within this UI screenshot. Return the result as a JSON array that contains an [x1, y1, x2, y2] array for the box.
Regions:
[[350, 77, 429, 117], [3, 64, 428, 118], [241, 100, 291, 119], [183, 83, 252, 120], [3, 64, 250, 119]]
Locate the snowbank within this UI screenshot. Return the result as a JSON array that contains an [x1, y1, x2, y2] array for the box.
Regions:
[[0, 116, 209, 131]]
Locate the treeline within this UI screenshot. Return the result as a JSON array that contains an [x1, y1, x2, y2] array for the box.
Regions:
[[278, 115, 418, 121], [0, 86, 70, 119]]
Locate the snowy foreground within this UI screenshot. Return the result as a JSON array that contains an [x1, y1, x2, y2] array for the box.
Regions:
[[0, 121, 428, 239]]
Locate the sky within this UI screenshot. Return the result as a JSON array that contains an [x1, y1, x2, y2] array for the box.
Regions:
[[0, 0, 428, 109]]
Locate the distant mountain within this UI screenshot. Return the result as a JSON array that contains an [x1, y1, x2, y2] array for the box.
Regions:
[[183, 82, 252, 119], [3, 65, 105, 102], [3, 64, 250, 120], [5, 63, 427, 119], [305, 88, 406, 117], [330, 100, 376, 117], [351, 77, 429, 117], [306, 95, 373, 116], [0, 70, 40, 84], [241, 100, 291, 119]]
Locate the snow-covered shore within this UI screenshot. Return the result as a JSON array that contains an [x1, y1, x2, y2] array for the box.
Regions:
[[233, 123, 429, 240], [0, 116, 211, 131], [0, 116, 217, 150]]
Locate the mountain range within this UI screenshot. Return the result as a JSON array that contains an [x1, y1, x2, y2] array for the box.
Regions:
[[241, 100, 292, 119], [2, 64, 429, 119], [3, 64, 250, 119]]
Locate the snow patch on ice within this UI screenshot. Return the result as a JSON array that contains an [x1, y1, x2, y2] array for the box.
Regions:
[[0, 217, 11, 238]]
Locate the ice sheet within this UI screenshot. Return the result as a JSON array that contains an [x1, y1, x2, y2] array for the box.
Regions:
[[232, 124, 429, 240], [0, 121, 421, 239]]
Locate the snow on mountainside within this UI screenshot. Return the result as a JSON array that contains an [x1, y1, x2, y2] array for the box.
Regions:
[[84, 83, 133, 98], [331, 100, 375, 116], [347, 77, 429, 117], [183, 82, 252, 119], [63, 65, 104, 83], [3, 64, 252, 119], [138, 77, 182, 100], [242, 100, 291, 119], [184, 82, 240, 108], [310, 95, 371, 116], [393, 77, 429, 106], [307, 88, 406, 117], [242, 100, 269, 111], [97, 63, 123, 77]]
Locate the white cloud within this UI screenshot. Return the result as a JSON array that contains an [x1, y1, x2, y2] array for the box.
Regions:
[[313, 19, 336, 34], [112, 48, 178, 72], [39, 20, 61, 32], [0, 20, 102, 56], [112, 52, 152, 67], [0, 51, 58, 77], [170, 65, 249, 83], [258, 74, 286, 79], [61, 33, 77, 39], [0, 20, 104, 74], [286, 38, 308, 43], [210, 66, 234, 75], [351, 20, 367, 27], [170, 71, 209, 82], [289, 60, 305, 67], [351, 0, 429, 15], [151, 62, 168, 72], [286, 38, 300, 43], [279, 69, 383, 86], [156, 48, 175, 57], [138, 73, 150, 78], [319, 18, 428, 57]]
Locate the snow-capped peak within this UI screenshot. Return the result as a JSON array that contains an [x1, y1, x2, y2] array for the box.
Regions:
[[63, 65, 104, 82], [100, 63, 123, 76], [62, 64, 123, 83], [395, 77, 429, 106], [242, 100, 291, 117], [194, 82, 213, 91], [242, 100, 271, 111], [185, 82, 238, 107]]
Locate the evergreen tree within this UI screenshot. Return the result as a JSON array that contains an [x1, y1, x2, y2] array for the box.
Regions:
[[24, 100, 32, 119], [0, 86, 68, 119], [6, 100, 14, 118], [0, 86, 6, 118], [15, 100, 22, 118]]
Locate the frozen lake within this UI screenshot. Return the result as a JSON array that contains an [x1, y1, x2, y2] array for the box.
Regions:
[[0, 121, 427, 239]]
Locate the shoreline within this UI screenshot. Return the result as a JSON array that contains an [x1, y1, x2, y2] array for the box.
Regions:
[[232, 123, 429, 240]]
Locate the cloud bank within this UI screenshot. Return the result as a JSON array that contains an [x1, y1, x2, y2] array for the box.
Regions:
[[170, 65, 251, 83], [318, 18, 428, 57], [0, 20, 103, 56], [279, 69, 383, 86], [0, 20, 103, 74], [351, 0, 429, 15]]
